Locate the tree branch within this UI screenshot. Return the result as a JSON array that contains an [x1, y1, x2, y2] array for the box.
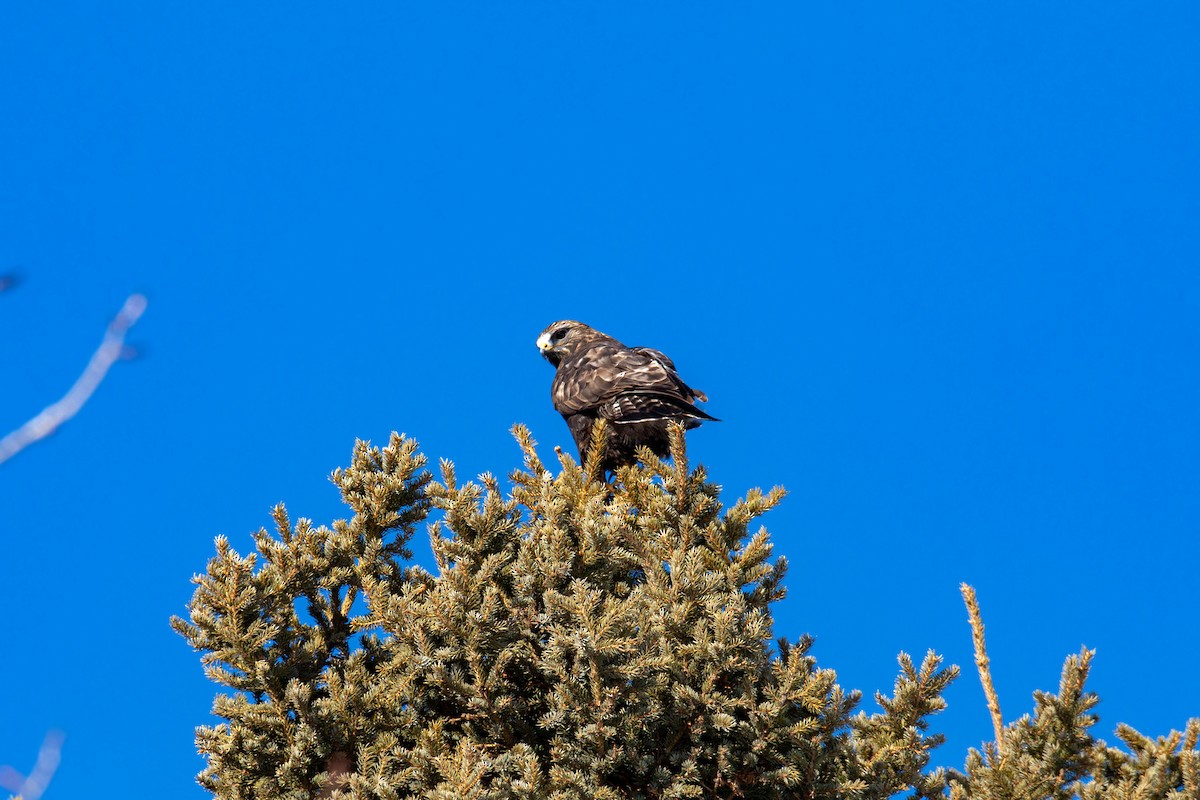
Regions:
[[0, 729, 65, 800], [961, 583, 1005, 758], [0, 293, 147, 465]]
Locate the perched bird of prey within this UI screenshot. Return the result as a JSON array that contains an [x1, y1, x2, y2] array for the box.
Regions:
[[536, 320, 717, 472]]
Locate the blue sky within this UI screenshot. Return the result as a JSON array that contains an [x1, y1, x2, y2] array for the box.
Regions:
[[2, 3, 1198, 796]]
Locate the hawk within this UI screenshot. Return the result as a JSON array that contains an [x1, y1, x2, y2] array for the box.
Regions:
[[536, 320, 717, 472]]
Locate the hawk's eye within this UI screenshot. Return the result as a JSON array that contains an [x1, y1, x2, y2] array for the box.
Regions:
[[551, 328, 568, 342]]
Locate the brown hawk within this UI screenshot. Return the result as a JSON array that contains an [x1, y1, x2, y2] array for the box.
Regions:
[[536, 320, 717, 472]]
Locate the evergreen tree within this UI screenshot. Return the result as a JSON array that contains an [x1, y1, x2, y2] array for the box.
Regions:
[[947, 648, 1199, 800], [174, 425, 1198, 799]]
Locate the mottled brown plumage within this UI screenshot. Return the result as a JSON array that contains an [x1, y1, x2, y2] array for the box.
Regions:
[[536, 320, 716, 472]]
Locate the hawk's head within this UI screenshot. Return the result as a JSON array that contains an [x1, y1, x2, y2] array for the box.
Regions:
[[536, 320, 606, 366]]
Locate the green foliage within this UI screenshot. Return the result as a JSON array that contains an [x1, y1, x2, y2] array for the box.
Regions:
[[948, 650, 1200, 800], [172, 434, 432, 799], [175, 426, 1197, 799]]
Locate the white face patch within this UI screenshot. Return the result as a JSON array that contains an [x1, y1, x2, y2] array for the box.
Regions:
[[536, 332, 552, 351]]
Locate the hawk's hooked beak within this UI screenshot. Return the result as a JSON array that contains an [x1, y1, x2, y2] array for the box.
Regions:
[[536, 332, 562, 365]]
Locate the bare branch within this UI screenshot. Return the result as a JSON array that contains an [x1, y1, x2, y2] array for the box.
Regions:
[[0, 729, 65, 800], [961, 582, 1005, 758], [0, 293, 148, 466]]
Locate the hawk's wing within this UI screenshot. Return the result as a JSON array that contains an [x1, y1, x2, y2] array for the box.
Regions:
[[603, 390, 717, 424], [553, 342, 712, 421], [632, 347, 708, 403]]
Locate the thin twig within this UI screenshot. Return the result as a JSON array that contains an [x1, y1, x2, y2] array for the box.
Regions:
[[0, 729, 65, 800], [0, 293, 147, 465], [961, 582, 1005, 757]]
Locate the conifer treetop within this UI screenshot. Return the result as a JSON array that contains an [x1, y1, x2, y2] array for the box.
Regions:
[[174, 425, 1198, 800]]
